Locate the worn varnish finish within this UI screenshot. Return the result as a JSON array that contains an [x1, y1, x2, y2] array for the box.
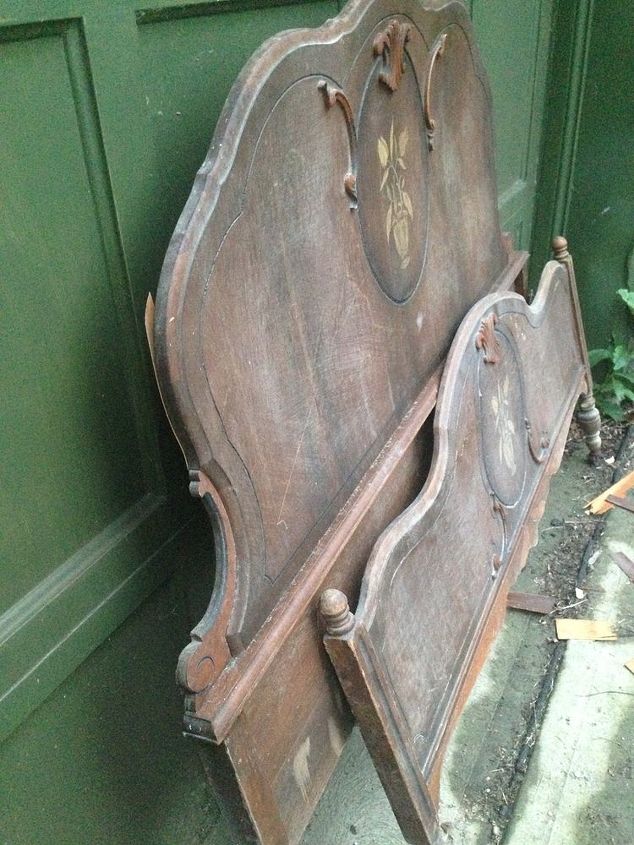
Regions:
[[151, 0, 538, 841], [320, 242, 600, 845]]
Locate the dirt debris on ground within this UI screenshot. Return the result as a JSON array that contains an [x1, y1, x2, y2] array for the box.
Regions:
[[441, 419, 633, 845]]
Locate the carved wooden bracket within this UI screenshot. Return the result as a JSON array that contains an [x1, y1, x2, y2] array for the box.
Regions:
[[175, 469, 236, 695], [318, 80, 358, 205], [424, 32, 447, 150], [373, 19, 411, 92], [475, 313, 501, 363], [491, 494, 507, 578], [525, 418, 550, 464]]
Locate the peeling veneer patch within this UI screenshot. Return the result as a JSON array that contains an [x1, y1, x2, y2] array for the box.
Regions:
[[293, 736, 311, 802], [328, 716, 345, 756]]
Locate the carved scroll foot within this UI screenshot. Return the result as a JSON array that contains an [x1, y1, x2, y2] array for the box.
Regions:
[[577, 392, 602, 461]]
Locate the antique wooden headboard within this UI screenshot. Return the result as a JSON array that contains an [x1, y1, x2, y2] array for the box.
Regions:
[[145, 0, 581, 842]]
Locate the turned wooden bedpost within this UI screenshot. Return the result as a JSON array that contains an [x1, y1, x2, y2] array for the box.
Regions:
[[320, 589, 443, 845], [320, 589, 356, 636], [552, 236, 602, 458]]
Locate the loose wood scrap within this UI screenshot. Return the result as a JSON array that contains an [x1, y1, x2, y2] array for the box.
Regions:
[[507, 592, 557, 614], [607, 494, 634, 514], [613, 551, 634, 583], [625, 659, 634, 676], [555, 618, 617, 641], [586, 469, 634, 515]]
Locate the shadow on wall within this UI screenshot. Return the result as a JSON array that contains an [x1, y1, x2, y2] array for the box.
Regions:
[[0, 509, 233, 845]]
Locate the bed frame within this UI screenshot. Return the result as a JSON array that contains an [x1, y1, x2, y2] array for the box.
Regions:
[[149, 0, 600, 841]]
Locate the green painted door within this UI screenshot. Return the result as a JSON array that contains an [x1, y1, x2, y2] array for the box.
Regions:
[[0, 1, 554, 842]]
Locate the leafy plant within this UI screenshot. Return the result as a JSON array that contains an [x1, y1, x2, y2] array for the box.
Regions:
[[589, 289, 634, 421]]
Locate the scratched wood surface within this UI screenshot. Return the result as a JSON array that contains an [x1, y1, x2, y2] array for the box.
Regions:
[[151, 0, 529, 842], [321, 251, 594, 845]]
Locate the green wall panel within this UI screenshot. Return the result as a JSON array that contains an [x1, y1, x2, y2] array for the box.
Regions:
[[0, 0, 341, 750], [474, 0, 539, 193], [0, 534, 224, 845], [0, 12, 198, 743], [564, 0, 631, 349], [472, 0, 553, 251], [531, 0, 634, 349], [0, 23, 144, 614]]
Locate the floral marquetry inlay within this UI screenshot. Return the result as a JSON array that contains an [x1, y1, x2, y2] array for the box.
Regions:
[[477, 327, 527, 508], [491, 375, 517, 476], [378, 121, 413, 269]]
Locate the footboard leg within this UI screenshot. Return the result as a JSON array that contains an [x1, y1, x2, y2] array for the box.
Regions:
[[551, 236, 603, 461], [577, 392, 602, 459]]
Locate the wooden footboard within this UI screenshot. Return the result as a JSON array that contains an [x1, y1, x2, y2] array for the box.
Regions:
[[320, 246, 599, 845]]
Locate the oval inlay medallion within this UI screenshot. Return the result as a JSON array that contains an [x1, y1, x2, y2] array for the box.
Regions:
[[478, 330, 526, 507], [357, 51, 429, 303]]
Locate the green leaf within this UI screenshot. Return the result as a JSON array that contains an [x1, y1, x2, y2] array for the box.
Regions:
[[588, 347, 613, 367], [600, 400, 626, 422], [615, 369, 634, 386], [617, 288, 634, 315], [612, 344, 633, 371], [613, 377, 634, 403], [610, 378, 633, 404]]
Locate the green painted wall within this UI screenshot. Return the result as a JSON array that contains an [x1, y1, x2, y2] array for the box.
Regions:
[[0, 0, 574, 842], [532, 0, 634, 349]]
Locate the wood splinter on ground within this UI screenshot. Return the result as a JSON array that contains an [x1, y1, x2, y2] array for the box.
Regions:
[[612, 550, 634, 583], [555, 618, 618, 641], [585, 469, 634, 515], [507, 592, 557, 614], [625, 658, 634, 676]]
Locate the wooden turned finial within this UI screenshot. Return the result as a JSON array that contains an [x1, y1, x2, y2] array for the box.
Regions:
[[552, 235, 569, 260], [577, 393, 602, 457], [320, 589, 355, 636]]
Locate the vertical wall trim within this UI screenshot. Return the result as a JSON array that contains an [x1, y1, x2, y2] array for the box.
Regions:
[[62, 20, 165, 495], [521, 0, 543, 182], [552, 0, 593, 235], [522, 0, 551, 188]]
